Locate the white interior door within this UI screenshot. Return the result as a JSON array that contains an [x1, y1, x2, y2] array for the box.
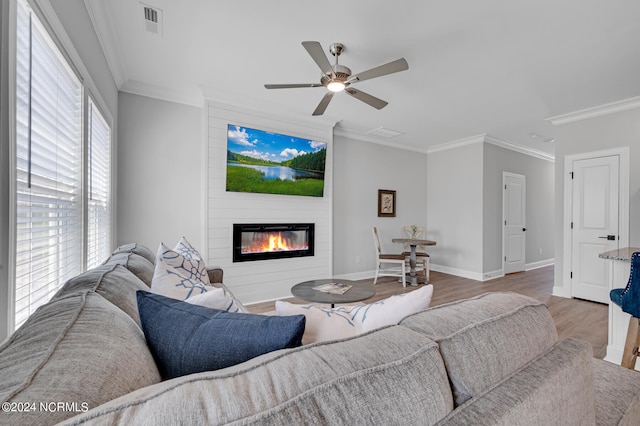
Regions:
[[504, 172, 526, 274], [570, 155, 619, 304]]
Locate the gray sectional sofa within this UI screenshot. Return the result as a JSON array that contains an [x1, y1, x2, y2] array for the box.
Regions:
[[1, 243, 640, 425]]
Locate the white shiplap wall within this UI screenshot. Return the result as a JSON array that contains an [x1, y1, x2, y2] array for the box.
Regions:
[[207, 102, 334, 304]]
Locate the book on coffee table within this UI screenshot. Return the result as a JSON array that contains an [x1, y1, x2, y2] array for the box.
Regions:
[[312, 282, 352, 295]]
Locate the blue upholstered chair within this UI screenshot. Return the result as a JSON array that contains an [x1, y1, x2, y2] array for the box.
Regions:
[[610, 252, 640, 369]]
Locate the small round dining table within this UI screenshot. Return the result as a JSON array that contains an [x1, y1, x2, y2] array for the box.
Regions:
[[391, 238, 436, 286]]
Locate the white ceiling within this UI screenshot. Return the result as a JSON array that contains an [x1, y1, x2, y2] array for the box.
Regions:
[[86, 0, 640, 155]]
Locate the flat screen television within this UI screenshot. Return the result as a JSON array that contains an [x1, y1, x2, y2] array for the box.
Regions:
[[226, 124, 327, 197]]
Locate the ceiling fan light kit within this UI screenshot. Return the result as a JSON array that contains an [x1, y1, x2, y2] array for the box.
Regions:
[[264, 41, 408, 116], [327, 81, 346, 93]]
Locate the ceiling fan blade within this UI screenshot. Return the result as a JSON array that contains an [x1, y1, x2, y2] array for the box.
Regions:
[[264, 83, 324, 89], [347, 58, 409, 83], [312, 92, 334, 116], [344, 87, 388, 110], [302, 41, 335, 77]]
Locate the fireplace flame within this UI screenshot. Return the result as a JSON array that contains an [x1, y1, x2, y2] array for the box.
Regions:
[[268, 233, 290, 251], [241, 231, 308, 254]]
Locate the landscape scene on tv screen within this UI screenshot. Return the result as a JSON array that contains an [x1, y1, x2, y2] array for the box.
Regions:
[[226, 124, 327, 197]]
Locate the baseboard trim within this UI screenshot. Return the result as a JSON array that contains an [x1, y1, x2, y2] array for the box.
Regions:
[[430, 264, 484, 281], [552, 285, 570, 298], [526, 258, 555, 271], [482, 270, 505, 281]]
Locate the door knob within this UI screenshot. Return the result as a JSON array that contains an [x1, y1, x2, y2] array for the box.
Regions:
[[598, 235, 616, 241], [522, 228, 527, 232]]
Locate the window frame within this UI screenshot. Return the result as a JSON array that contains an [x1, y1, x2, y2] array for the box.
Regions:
[[5, 0, 115, 334]]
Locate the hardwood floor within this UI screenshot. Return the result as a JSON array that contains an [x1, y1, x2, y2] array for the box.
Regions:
[[246, 266, 609, 359]]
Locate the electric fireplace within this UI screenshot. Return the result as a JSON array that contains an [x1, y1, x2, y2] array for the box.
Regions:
[[233, 223, 315, 262]]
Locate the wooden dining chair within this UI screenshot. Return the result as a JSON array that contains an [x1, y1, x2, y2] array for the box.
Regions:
[[401, 225, 430, 283], [372, 227, 407, 288]]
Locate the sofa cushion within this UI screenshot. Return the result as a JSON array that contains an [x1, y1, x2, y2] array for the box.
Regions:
[[112, 242, 156, 265], [137, 291, 305, 380], [438, 338, 595, 426], [0, 291, 161, 426], [399, 292, 558, 406], [592, 358, 640, 425], [103, 251, 154, 286], [52, 263, 150, 326], [276, 284, 433, 344], [56, 326, 454, 425]]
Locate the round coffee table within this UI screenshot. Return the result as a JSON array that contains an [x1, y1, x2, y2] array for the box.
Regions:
[[291, 279, 375, 308]]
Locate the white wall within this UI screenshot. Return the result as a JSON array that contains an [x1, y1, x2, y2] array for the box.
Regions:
[[427, 142, 484, 279], [206, 102, 333, 304], [117, 92, 203, 252], [332, 135, 428, 279], [483, 143, 555, 273], [552, 104, 640, 294]]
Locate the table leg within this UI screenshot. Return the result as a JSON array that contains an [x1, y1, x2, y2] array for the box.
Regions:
[[409, 244, 418, 286]]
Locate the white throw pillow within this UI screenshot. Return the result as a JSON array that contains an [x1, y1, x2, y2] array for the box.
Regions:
[[276, 284, 433, 344], [352, 284, 433, 333], [186, 287, 249, 313], [151, 237, 211, 299], [152, 260, 209, 299], [155, 237, 211, 285], [275, 301, 357, 345]]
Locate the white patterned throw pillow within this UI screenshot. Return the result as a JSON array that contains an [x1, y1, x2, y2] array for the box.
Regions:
[[151, 237, 248, 313], [159, 237, 211, 285], [351, 284, 433, 333], [152, 259, 209, 299], [275, 302, 357, 345], [276, 284, 433, 345], [152, 237, 210, 299]]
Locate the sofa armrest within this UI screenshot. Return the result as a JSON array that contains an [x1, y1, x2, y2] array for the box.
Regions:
[[207, 266, 223, 285]]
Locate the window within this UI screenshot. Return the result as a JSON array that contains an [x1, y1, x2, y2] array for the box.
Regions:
[[86, 99, 111, 269], [12, 0, 112, 330]]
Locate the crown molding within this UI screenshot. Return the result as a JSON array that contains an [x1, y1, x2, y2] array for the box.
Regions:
[[427, 133, 555, 162], [484, 136, 555, 162], [201, 85, 340, 130], [83, 0, 126, 88], [333, 128, 428, 154], [426, 134, 486, 154], [120, 80, 205, 107], [208, 100, 339, 134], [547, 96, 640, 126]]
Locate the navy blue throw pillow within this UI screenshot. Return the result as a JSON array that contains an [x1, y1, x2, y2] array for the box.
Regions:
[[137, 291, 305, 380]]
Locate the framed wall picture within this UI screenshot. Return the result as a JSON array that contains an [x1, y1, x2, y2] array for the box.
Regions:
[[378, 189, 396, 217]]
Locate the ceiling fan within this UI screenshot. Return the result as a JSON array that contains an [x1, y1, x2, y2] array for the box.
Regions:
[[264, 41, 409, 116]]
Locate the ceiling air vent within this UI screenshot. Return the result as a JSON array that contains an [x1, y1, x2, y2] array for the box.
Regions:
[[367, 127, 404, 138], [140, 3, 163, 36]]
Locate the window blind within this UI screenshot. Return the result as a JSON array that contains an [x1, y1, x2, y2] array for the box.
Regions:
[[14, 2, 83, 329], [86, 99, 111, 269]]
